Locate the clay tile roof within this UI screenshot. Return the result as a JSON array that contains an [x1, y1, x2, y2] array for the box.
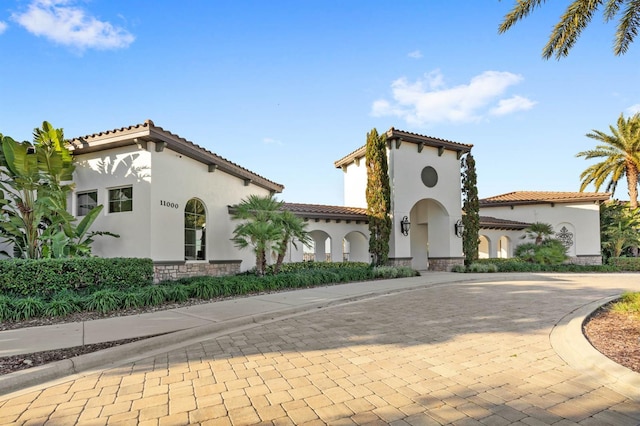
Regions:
[[334, 127, 472, 168], [282, 203, 368, 221], [479, 216, 530, 230], [70, 120, 284, 193], [479, 191, 610, 207]]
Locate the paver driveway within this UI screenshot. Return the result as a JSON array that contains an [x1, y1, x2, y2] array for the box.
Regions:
[[1, 274, 640, 425]]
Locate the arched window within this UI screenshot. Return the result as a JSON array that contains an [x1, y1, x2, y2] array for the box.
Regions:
[[185, 198, 206, 260]]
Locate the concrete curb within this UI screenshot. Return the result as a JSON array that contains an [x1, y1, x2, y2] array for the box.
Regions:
[[550, 294, 640, 402]]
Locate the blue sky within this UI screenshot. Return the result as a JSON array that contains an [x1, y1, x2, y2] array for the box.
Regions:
[[1, 1, 639, 206]]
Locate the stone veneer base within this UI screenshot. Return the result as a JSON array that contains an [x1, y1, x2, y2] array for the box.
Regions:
[[153, 260, 242, 283], [428, 257, 464, 272]]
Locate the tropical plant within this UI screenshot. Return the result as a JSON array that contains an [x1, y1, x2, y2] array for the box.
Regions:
[[273, 210, 311, 274], [515, 239, 568, 264], [0, 121, 117, 258], [365, 128, 391, 266], [521, 222, 555, 245], [577, 113, 640, 208], [499, 0, 640, 58], [231, 194, 285, 276], [461, 153, 480, 265], [231, 194, 311, 276], [600, 201, 640, 258]]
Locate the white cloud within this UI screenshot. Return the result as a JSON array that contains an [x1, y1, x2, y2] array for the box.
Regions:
[[12, 0, 134, 50], [0, 22, 7, 34], [490, 95, 537, 116], [408, 50, 422, 59], [371, 70, 535, 126], [626, 104, 640, 115]]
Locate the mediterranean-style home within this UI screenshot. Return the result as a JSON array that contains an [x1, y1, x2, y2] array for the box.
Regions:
[[65, 120, 609, 280]]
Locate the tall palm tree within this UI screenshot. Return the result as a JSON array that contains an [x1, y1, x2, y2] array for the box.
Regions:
[[576, 113, 640, 208], [499, 0, 640, 58]]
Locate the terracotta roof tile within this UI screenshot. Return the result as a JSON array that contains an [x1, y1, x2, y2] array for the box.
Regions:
[[282, 203, 368, 221], [334, 127, 472, 168], [71, 120, 284, 193], [479, 216, 530, 230], [479, 191, 610, 207]]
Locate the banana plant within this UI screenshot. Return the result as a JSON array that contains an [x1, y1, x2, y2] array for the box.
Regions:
[[0, 122, 117, 258]]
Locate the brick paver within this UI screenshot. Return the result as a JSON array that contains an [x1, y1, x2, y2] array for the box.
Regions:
[[2, 274, 640, 425]]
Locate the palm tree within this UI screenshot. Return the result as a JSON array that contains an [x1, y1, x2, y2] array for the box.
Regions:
[[576, 113, 640, 208], [230, 194, 284, 276], [273, 210, 311, 274], [499, 0, 640, 58], [522, 222, 555, 245]]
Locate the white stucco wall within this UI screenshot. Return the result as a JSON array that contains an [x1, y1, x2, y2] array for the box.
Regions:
[[72, 145, 153, 259], [71, 142, 274, 271], [479, 203, 602, 257], [342, 160, 367, 208], [147, 142, 272, 268], [388, 143, 463, 267]]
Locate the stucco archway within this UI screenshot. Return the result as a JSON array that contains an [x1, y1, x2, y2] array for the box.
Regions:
[[479, 235, 491, 259], [307, 230, 331, 262], [498, 235, 511, 258], [409, 199, 450, 270], [343, 231, 368, 262]]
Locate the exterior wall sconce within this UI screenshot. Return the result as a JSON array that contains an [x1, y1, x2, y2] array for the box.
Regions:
[[400, 216, 410, 236], [454, 219, 464, 238]]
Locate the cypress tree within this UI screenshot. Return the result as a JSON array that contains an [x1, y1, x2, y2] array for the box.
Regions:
[[365, 128, 391, 266], [462, 153, 480, 266]]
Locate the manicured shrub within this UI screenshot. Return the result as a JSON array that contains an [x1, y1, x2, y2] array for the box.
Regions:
[[166, 284, 190, 303], [44, 295, 81, 317], [83, 289, 122, 314], [0, 258, 154, 296], [451, 264, 467, 273], [0, 295, 14, 321], [138, 285, 168, 306], [608, 257, 640, 271], [121, 291, 145, 309], [12, 296, 45, 321]]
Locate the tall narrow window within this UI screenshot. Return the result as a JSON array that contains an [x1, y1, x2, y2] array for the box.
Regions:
[[108, 186, 133, 213], [185, 198, 206, 260], [77, 190, 98, 216]]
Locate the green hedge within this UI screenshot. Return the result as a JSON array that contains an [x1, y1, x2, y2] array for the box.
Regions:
[[607, 257, 640, 271], [0, 258, 154, 296], [463, 258, 619, 273]]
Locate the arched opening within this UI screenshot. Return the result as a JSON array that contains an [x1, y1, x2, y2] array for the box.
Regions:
[[343, 231, 368, 262], [478, 235, 490, 259], [409, 199, 450, 270], [306, 230, 331, 262], [498, 235, 511, 258], [185, 198, 206, 260]]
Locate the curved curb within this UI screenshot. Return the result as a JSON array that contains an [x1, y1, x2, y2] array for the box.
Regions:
[[550, 295, 640, 402]]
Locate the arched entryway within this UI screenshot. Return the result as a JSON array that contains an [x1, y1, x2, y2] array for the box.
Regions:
[[479, 235, 491, 259], [306, 230, 331, 262], [409, 199, 450, 270], [343, 231, 368, 262]]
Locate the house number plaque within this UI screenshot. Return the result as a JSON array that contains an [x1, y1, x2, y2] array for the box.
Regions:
[[160, 200, 179, 209]]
